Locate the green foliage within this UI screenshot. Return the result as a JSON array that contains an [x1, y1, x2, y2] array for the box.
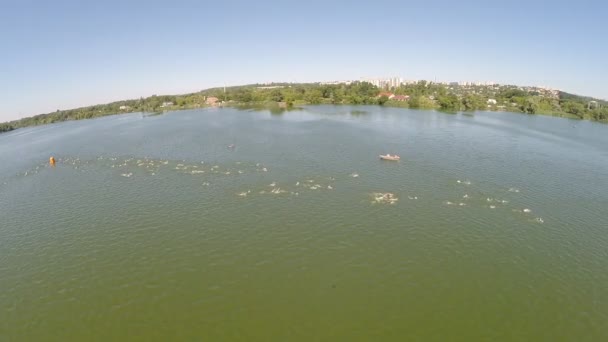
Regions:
[[3, 81, 607, 133], [304, 89, 323, 104], [437, 94, 460, 111], [203, 82, 381, 106], [590, 107, 608, 121], [561, 100, 586, 118], [462, 94, 485, 111], [3, 91, 215, 130], [536, 97, 557, 113], [522, 97, 540, 114], [377, 95, 389, 106], [0, 123, 15, 133], [500, 88, 527, 99], [409, 96, 436, 109], [270, 89, 284, 102], [557, 92, 608, 120], [233, 88, 253, 102]]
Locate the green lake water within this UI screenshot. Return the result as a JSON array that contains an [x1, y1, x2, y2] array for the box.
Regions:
[[1, 106, 607, 341]]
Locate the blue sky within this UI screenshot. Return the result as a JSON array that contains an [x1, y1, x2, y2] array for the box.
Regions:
[[1, 0, 606, 120]]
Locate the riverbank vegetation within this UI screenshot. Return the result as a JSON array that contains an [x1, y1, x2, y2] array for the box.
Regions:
[[0, 123, 15, 133], [203, 82, 606, 121], [391, 82, 607, 121], [2, 81, 606, 132]]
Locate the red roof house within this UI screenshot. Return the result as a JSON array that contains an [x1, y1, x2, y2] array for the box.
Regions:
[[377, 92, 395, 99], [392, 95, 410, 101]]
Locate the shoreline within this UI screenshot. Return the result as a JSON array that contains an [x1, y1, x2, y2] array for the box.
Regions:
[[3, 80, 607, 132], [2, 102, 602, 136]]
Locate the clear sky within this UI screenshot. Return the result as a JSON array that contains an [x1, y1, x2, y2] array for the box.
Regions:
[[1, 0, 606, 121]]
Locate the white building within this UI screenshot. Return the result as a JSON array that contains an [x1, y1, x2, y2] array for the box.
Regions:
[[361, 77, 403, 89], [319, 80, 354, 85]]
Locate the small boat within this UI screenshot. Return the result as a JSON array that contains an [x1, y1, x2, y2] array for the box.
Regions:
[[379, 154, 400, 161]]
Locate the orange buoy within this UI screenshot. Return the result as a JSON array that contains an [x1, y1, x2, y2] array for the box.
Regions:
[[49, 156, 56, 166]]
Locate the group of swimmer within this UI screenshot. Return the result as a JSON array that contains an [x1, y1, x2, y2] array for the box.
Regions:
[[44, 154, 542, 223]]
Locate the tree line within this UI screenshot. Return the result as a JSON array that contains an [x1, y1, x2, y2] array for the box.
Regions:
[[0, 123, 15, 133], [201, 82, 382, 106], [205, 82, 607, 121], [2, 81, 606, 132], [388, 81, 607, 120]]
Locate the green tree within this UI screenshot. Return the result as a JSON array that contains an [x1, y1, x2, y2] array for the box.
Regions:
[[377, 95, 389, 105], [304, 89, 323, 104], [270, 89, 284, 102], [462, 94, 484, 111], [437, 94, 460, 111], [591, 107, 608, 121], [522, 97, 540, 114], [561, 101, 586, 118], [409, 96, 436, 109], [536, 97, 559, 113], [347, 95, 363, 104], [0, 123, 15, 133], [501, 88, 527, 98], [330, 89, 344, 104]]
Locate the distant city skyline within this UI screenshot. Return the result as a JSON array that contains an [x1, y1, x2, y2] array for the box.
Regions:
[[1, 0, 607, 121]]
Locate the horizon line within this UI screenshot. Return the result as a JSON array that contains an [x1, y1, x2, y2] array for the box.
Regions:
[[5, 78, 606, 122]]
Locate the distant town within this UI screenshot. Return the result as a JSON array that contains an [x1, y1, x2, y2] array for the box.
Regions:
[[329, 77, 562, 102], [1, 77, 606, 133]]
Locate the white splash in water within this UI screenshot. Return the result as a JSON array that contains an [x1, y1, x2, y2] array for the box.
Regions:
[[237, 191, 250, 197]]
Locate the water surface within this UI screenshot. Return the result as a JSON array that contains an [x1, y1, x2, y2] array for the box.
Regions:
[[1, 106, 607, 340]]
